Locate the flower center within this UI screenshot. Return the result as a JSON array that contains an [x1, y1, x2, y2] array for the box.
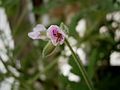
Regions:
[[53, 30, 63, 42]]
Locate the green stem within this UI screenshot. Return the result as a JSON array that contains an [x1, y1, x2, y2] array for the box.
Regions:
[[65, 39, 94, 90]]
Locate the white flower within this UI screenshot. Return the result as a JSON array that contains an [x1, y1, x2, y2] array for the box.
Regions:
[[28, 24, 47, 40]]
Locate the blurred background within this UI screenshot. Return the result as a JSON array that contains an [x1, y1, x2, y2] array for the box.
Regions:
[[0, 0, 120, 90]]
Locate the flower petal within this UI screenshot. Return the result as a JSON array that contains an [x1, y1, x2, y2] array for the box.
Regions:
[[51, 39, 58, 46], [33, 24, 46, 32], [28, 31, 41, 40], [47, 25, 66, 46], [47, 25, 59, 39], [59, 36, 65, 45], [28, 24, 48, 40]]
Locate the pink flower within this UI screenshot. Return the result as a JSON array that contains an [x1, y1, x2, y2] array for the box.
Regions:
[[47, 25, 66, 46], [28, 24, 66, 46], [28, 24, 47, 40]]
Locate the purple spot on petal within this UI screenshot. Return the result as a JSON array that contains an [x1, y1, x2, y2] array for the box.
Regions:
[[53, 30, 57, 36], [47, 25, 65, 46]]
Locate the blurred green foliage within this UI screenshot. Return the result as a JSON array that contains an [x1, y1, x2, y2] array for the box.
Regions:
[[0, 0, 120, 90]]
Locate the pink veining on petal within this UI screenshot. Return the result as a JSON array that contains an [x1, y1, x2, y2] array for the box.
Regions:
[[59, 35, 65, 45], [47, 25, 65, 46], [48, 25, 58, 38]]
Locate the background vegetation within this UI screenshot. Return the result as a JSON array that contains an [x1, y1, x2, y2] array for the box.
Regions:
[[0, 0, 120, 90]]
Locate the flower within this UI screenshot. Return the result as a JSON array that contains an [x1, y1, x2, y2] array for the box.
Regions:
[[28, 24, 47, 40], [28, 24, 66, 46], [47, 25, 66, 46]]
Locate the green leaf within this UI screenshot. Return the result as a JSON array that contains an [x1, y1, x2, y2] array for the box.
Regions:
[[42, 41, 56, 57]]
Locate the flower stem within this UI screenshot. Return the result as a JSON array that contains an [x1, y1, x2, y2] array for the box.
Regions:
[[65, 39, 94, 90]]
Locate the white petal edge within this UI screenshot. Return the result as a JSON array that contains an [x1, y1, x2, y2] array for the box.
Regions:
[[33, 24, 46, 32], [28, 31, 41, 40]]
